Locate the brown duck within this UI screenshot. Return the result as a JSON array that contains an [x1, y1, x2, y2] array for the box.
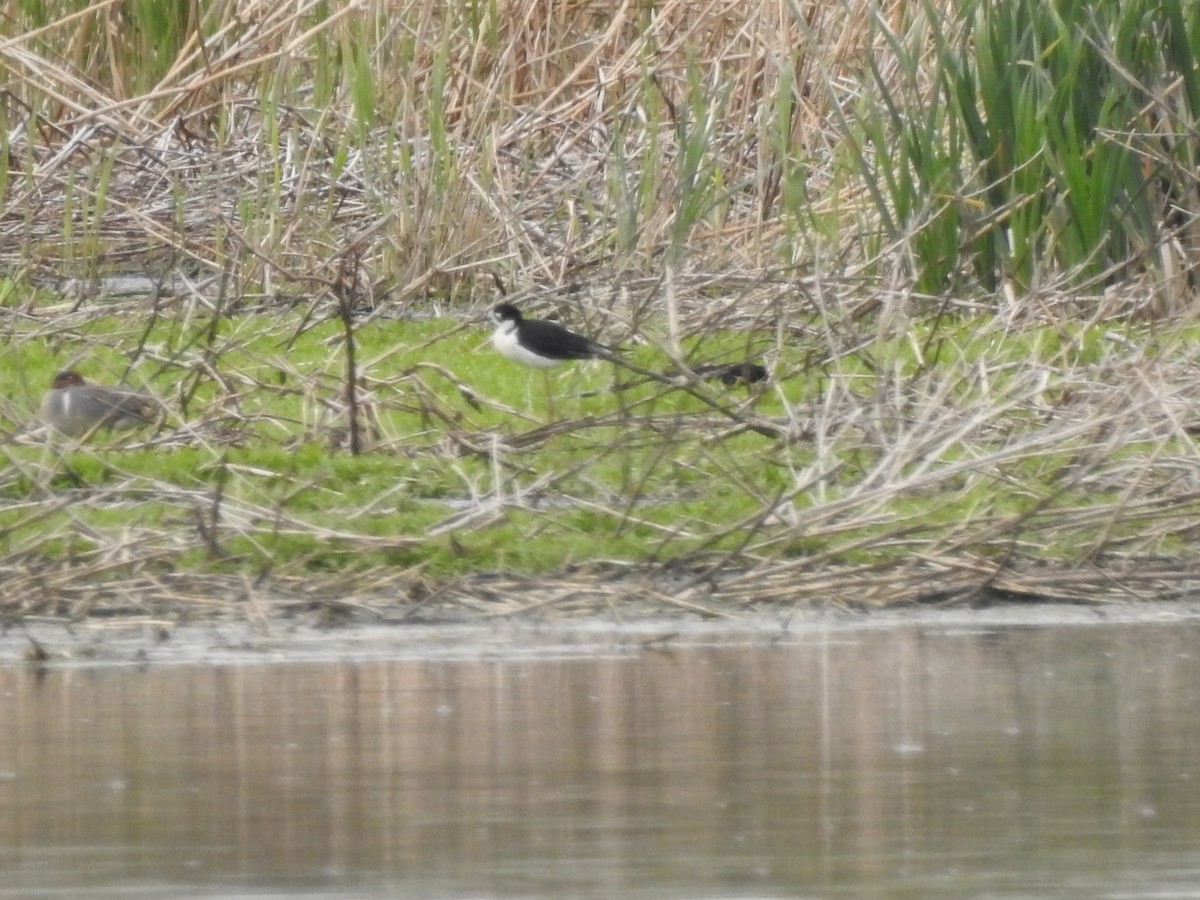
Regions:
[[40, 370, 162, 438]]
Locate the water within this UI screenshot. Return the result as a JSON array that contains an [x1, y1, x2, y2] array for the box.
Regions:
[[2, 611, 1200, 898]]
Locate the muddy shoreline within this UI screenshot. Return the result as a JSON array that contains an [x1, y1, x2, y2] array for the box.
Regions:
[[8, 594, 1200, 668]]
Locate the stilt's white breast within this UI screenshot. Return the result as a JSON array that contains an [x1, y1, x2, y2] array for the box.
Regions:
[[492, 321, 563, 368]]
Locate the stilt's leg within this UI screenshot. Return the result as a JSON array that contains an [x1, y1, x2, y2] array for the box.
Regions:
[[542, 369, 555, 421]]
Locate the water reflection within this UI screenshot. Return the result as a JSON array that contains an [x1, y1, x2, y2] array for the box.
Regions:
[[2, 619, 1200, 897]]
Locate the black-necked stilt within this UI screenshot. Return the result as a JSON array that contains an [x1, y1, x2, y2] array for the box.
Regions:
[[693, 361, 769, 386], [490, 303, 613, 369], [40, 370, 162, 438], [615, 360, 769, 393]]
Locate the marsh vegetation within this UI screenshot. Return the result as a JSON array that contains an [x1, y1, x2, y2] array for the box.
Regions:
[[3, 0, 1200, 621]]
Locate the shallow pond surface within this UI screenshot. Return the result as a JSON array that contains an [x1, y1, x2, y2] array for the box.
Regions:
[[2, 606, 1200, 898]]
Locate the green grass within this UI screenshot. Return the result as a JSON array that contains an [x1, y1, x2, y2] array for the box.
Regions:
[[2, 309, 807, 578], [4, 303, 1197, 603]]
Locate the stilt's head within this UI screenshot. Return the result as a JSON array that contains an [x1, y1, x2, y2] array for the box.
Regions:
[[491, 303, 523, 326]]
